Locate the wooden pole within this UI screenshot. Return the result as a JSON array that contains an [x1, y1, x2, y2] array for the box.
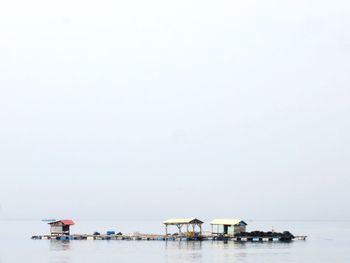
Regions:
[[177, 224, 183, 235]]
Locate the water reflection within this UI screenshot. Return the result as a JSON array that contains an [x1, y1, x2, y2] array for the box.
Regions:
[[165, 240, 202, 250], [49, 240, 72, 263], [50, 240, 71, 251], [164, 241, 203, 262], [163, 240, 296, 262]]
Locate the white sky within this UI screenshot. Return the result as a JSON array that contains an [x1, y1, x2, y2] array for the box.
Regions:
[[0, 0, 349, 220]]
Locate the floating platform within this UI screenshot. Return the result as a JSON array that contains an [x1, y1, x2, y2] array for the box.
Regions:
[[34, 218, 306, 242], [31, 233, 306, 242]]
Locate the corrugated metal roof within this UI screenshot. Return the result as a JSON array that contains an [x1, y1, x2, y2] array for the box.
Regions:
[[48, 219, 75, 226], [163, 218, 203, 225], [210, 219, 247, 226]]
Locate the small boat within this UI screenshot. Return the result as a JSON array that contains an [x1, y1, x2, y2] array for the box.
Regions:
[[41, 219, 56, 222]]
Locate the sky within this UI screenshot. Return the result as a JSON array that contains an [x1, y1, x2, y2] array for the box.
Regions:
[[0, 0, 349, 221]]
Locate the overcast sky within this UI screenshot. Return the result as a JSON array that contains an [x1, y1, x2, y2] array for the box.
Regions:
[[0, 0, 349, 221]]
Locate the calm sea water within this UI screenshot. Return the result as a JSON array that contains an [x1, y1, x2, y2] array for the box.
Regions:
[[0, 220, 349, 263]]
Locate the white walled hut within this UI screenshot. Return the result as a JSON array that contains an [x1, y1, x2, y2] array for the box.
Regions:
[[163, 218, 203, 236], [210, 219, 247, 236], [48, 219, 75, 236]]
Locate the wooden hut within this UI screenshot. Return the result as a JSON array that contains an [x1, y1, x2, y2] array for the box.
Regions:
[[48, 219, 75, 236], [210, 219, 247, 236], [163, 218, 203, 236]]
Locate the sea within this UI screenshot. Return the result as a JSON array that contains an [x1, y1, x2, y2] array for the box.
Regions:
[[0, 220, 349, 263]]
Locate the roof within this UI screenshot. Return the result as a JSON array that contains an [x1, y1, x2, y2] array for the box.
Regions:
[[163, 218, 204, 225], [210, 219, 247, 226], [48, 219, 75, 226]]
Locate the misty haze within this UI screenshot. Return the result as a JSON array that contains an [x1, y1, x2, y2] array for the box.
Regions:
[[0, 0, 350, 262]]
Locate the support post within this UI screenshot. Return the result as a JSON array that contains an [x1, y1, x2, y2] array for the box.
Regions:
[[177, 224, 183, 235]]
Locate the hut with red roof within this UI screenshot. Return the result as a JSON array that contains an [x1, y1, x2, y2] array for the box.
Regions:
[[48, 219, 75, 236]]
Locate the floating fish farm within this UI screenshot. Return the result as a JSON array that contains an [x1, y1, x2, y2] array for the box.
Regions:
[[31, 218, 307, 242]]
